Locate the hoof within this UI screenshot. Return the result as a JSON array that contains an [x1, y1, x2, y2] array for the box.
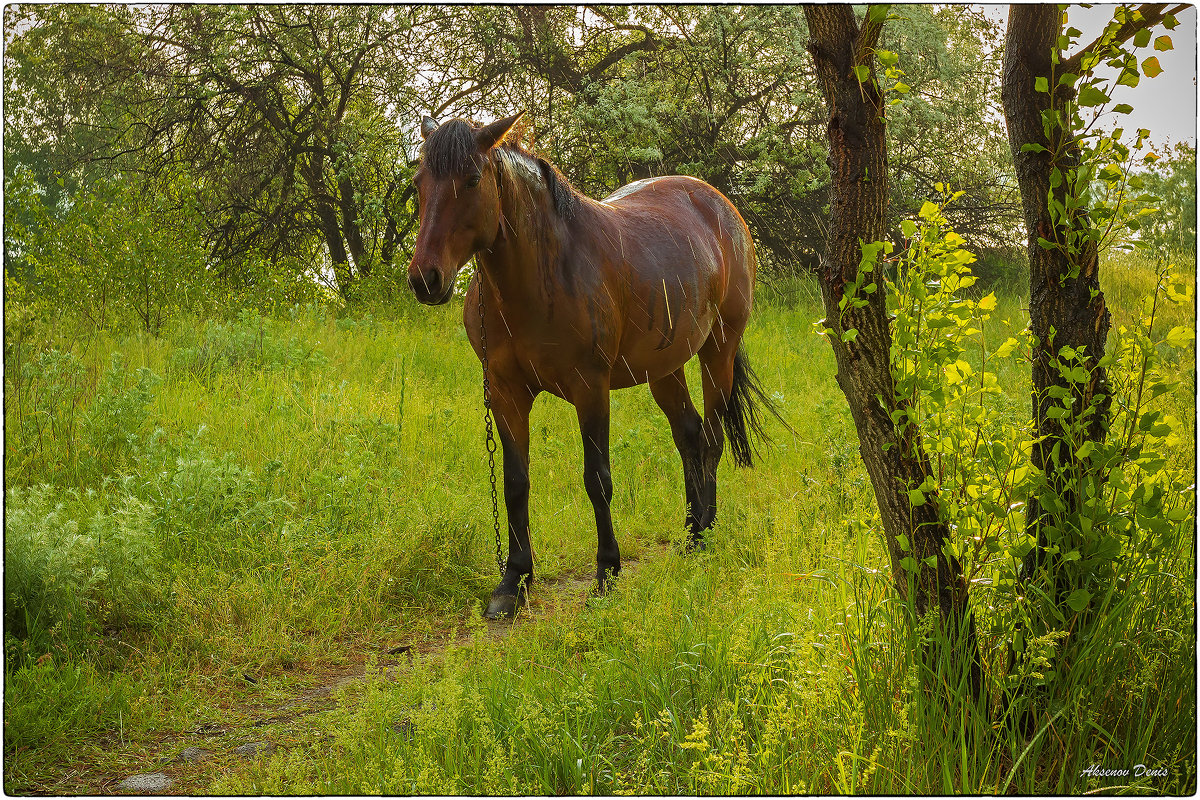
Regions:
[[684, 536, 707, 554], [595, 568, 620, 596], [484, 592, 524, 620]]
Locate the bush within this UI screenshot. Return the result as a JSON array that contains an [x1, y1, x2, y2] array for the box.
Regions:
[[170, 309, 328, 377], [4, 485, 167, 662]]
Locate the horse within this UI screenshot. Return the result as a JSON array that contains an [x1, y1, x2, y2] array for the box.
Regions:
[[408, 112, 778, 619]]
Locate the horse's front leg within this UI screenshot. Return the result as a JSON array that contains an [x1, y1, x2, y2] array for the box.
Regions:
[[575, 383, 620, 593], [485, 381, 536, 620]]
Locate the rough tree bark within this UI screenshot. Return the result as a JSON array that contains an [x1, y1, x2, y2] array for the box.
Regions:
[[1001, 1, 1184, 598], [804, 4, 981, 696]]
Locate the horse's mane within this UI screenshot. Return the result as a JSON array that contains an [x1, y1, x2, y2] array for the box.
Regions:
[[422, 118, 580, 220]]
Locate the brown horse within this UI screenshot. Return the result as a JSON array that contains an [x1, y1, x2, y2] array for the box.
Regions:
[[408, 112, 777, 618]]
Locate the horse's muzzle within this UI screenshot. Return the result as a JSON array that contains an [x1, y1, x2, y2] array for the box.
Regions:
[[408, 268, 454, 305]]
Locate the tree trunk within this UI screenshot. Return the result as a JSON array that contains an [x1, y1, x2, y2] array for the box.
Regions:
[[805, 4, 981, 697], [1001, 4, 1112, 599], [338, 174, 370, 277], [303, 155, 354, 297]]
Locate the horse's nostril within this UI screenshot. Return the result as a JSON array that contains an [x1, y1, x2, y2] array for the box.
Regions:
[[423, 270, 442, 295], [408, 267, 445, 302]]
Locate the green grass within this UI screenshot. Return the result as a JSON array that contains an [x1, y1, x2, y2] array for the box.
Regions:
[[4, 255, 1195, 794]]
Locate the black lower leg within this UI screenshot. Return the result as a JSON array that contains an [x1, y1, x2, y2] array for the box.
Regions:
[[580, 410, 619, 593], [693, 417, 724, 541], [486, 430, 533, 619]]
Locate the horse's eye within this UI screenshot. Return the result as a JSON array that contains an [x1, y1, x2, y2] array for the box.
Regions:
[[465, 173, 482, 189]]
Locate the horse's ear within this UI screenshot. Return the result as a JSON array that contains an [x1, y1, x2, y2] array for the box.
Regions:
[[420, 116, 439, 139], [475, 111, 524, 152]]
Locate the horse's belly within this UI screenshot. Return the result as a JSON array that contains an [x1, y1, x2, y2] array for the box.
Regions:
[[608, 299, 718, 389]]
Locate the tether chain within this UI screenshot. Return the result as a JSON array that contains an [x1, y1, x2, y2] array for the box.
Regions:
[[477, 275, 506, 578]]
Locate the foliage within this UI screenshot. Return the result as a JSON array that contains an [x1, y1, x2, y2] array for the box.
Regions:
[[169, 309, 329, 379], [3, 657, 144, 757], [5, 4, 1025, 301], [1134, 141, 1197, 258], [4, 485, 167, 661], [884, 195, 1194, 739], [882, 6, 1020, 250], [4, 168, 210, 333], [5, 348, 162, 487]]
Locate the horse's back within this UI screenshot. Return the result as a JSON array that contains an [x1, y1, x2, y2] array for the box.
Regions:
[[597, 175, 754, 278], [584, 175, 756, 387], [602, 175, 754, 311]]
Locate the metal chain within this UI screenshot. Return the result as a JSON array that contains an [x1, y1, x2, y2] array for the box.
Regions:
[[477, 275, 505, 577]]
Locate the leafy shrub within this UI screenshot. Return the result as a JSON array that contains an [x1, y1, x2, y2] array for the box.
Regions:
[[6, 347, 163, 486], [6, 349, 88, 482], [142, 442, 276, 564], [81, 353, 162, 478], [170, 309, 328, 379], [4, 485, 167, 662], [4, 167, 209, 333], [170, 309, 328, 377], [882, 197, 1195, 779]]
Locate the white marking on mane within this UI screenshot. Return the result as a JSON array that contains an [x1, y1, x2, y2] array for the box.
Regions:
[[498, 148, 544, 190]]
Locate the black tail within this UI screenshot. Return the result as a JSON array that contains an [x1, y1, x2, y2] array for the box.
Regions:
[[718, 345, 788, 468]]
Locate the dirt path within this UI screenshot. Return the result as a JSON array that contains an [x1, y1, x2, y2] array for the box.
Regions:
[[84, 549, 664, 795]]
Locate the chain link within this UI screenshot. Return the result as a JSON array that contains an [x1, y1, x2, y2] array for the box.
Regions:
[[477, 275, 505, 577]]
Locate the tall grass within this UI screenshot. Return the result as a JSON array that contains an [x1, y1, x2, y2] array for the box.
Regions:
[[4, 253, 1194, 794]]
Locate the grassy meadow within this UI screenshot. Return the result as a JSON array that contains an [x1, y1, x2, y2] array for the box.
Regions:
[[4, 255, 1195, 794]]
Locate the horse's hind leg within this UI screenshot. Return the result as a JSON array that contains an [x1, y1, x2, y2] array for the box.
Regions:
[[649, 368, 707, 547], [691, 326, 748, 540]]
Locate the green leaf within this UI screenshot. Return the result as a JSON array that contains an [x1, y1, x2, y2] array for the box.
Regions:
[[853, 64, 871, 83], [1112, 103, 1134, 114], [1133, 28, 1151, 47], [1065, 588, 1092, 613], [1165, 326, 1193, 348], [1021, 142, 1048, 154], [1035, 76, 1049, 93], [1077, 85, 1110, 106], [908, 488, 927, 507], [1154, 35, 1173, 52], [994, 337, 1021, 358], [1117, 69, 1141, 88], [1142, 56, 1163, 78]]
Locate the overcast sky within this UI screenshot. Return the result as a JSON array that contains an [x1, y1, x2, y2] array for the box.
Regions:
[[980, 4, 1197, 148]]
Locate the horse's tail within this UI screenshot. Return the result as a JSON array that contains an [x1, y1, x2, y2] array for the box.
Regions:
[[719, 344, 788, 468]]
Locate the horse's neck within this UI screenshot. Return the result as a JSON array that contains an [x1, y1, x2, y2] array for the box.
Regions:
[[479, 150, 578, 303]]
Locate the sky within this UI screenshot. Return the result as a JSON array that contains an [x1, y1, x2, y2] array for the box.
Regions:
[[980, 4, 1197, 148]]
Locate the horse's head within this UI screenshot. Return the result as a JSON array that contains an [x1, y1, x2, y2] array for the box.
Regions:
[[407, 112, 524, 305]]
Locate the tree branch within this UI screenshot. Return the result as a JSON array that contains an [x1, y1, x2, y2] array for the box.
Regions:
[[1060, 3, 1188, 76]]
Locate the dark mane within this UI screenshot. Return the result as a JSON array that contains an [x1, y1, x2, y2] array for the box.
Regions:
[[422, 118, 481, 178], [423, 117, 581, 220]]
